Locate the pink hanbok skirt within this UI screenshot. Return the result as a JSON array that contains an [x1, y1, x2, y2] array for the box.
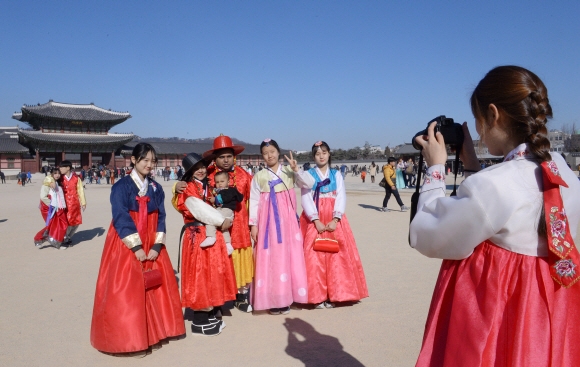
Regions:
[[415, 241, 580, 367], [252, 190, 308, 310], [300, 197, 368, 304]]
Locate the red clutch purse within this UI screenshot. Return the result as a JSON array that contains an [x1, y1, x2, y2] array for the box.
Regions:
[[313, 237, 339, 253], [143, 267, 163, 290]]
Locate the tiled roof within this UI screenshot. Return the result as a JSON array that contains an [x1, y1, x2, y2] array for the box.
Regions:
[[121, 140, 266, 156], [394, 143, 421, 155], [0, 136, 29, 153], [12, 101, 131, 123], [18, 130, 135, 145]]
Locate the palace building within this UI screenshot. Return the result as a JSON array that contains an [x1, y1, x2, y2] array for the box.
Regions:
[[12, 100, 134, 171]]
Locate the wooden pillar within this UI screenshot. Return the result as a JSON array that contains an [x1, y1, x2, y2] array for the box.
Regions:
[[88, 152, 93, 168], [35, 149, 40, 173], [112, 150, 116, 169], [62, 151, 66, 161]]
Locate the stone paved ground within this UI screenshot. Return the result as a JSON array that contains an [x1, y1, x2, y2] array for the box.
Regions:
[[1, 172, 574, 367]]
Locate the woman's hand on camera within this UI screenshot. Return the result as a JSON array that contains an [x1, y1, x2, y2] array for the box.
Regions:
[[414, 121, 447, 166], [459, 122, 480, 172]]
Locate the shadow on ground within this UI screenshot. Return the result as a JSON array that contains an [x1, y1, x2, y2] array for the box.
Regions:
[[72, 227, 106, 245], [0, 219, 7, 223], [358, 204, 383, 212], [284, 317, 364, 367]]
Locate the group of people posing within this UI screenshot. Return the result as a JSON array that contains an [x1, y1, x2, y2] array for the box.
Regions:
[[34, 161, 86, 249], [89, 135, 369, 357]]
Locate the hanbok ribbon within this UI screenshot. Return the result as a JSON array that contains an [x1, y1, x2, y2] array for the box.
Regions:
[[45, 205, 56, 226], [541, 161, 580, 287], [313, 178, 330, 210], [136, 196, 150, 243], [263, 178, 283, 249]]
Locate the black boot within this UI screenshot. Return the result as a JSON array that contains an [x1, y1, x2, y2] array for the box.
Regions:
[[191, 311, 223, 336], [234, 293, 252, 313], [208, 308, 225, 328]]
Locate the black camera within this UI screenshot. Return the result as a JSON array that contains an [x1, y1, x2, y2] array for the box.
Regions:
[[412, 115, 464, 150]]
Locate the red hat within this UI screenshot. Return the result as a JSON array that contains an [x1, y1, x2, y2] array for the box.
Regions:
[[202, 134, 245, 158]]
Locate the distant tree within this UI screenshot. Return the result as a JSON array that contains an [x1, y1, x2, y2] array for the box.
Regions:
[[384, 146, 392, 157], [347, 147, 361, 160], [563, 122, 580, 152]]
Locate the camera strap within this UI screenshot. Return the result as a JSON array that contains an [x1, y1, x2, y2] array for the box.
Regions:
[[408, 146, 461, 245]]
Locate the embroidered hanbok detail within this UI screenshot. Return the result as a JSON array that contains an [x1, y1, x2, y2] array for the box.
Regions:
[[424, 167, 446, 185], [541, 160, 580, 287]]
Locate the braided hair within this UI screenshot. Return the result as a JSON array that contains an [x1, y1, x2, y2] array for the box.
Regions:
[[470, 65, 553, 236], [470, 65, 553, 162]]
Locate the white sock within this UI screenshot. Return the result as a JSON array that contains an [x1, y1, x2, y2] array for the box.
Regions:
[[200, 237, 216, 248], [226, 243, 234, 255]]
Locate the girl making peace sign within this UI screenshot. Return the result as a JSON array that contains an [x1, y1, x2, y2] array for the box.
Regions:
[[249, 139, 308, 315]]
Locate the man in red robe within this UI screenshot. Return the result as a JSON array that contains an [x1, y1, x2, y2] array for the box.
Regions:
[[174, 134, 254, 312]]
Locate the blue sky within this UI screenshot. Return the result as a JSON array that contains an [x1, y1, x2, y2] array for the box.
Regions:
[[1, 1, 578, 150]]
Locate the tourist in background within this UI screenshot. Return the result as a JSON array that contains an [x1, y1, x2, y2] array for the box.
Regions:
[[410, 65, 580, 366], [340, 163, 347, 179], [369, 162, 377, 183], [296, 141, 368, 309], [27, 171, 32, 183], [382, 157, 408, 212], [249, 139, 308, 315], [396, 158, 407, 188], [34, 167, 68, 249], [405, 158, 416, 187], [49, 160, 86, 245], [91, 143, 184, 355], [0, 170, 5, 184]]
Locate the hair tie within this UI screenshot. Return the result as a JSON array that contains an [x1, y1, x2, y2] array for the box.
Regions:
[[263, 138, 271, 146]]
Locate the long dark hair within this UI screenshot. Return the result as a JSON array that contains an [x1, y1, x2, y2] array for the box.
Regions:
[[311, 141, 332, 168], [130, 143, 158, 168], [470, 65, 552, 236]]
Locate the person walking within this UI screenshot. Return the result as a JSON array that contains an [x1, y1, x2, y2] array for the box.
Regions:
[[0, 170, 5, 184], [34, 167, 68, 249], [369, 162, 377, 183], [55, 160, 86, 245], [381, 157, 408, 212]]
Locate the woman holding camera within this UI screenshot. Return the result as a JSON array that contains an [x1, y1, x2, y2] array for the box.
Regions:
[[411, 66, 580, 366]]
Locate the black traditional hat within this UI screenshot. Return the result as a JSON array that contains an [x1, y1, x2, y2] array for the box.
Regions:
[[182, 152, 213, 177]]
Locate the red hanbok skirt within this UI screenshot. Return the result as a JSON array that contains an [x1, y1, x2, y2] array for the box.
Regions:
[[180, 224, 237, 310], [300, 197, 368, 304], [90, 211, 185, 353], [416, 241, 580, 367], [34, 202, 68, 245]]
